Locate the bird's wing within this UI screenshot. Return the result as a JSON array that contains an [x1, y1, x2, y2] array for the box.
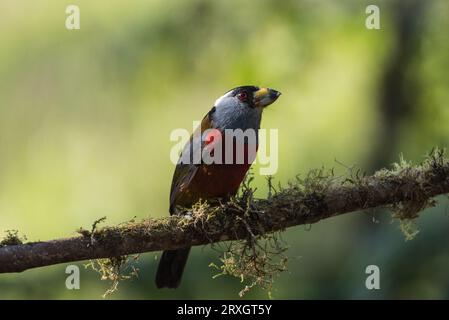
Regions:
[[169, 110, 215, 214]]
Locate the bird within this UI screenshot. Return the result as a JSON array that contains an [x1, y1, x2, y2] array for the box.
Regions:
[[155, 86, 281, 289]]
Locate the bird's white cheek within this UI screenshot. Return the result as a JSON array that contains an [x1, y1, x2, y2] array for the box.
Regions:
[[214, 96, 224, 106]]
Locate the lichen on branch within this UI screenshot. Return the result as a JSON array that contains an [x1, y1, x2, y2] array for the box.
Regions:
[[0, 149, 448, 297]]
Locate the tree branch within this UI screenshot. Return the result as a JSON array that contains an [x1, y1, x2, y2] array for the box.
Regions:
[[1, 150, 448, 274]]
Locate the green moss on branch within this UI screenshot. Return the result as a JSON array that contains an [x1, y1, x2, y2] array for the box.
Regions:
[[0, 149, 448, 286]]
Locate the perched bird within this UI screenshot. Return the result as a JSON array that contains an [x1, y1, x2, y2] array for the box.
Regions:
[[155, 86, 281, 289]]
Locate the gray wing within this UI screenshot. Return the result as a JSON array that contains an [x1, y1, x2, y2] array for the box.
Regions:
[[169, 114, 213, 214]]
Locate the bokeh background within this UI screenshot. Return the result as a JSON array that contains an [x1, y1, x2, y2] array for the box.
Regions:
[[1, 0, 449, 299]]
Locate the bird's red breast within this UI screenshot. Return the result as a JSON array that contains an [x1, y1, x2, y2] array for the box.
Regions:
[[169, 114, 258, 213]]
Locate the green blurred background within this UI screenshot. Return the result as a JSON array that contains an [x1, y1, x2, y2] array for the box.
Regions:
[[1, 0, 449, 299]]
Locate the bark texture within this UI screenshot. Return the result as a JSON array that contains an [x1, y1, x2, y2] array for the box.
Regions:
[[0, 151, 448, 274]]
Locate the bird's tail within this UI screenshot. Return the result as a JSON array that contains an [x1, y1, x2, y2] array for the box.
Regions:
[[155, 247, 191, 289]]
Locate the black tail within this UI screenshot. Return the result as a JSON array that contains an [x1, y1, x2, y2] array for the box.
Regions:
[[155, 247, 191, 289]]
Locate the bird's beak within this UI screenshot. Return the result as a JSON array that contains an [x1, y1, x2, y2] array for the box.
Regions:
[[253, 88, 281, 108]]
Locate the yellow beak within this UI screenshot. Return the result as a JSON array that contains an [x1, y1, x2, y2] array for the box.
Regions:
[[254, 88, 281, 107]]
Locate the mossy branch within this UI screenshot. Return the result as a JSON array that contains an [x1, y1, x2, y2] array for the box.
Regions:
[[1, 149, 449, 274]]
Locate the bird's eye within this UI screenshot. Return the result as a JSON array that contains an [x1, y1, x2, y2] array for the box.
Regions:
[[237, 92, 248, 102]]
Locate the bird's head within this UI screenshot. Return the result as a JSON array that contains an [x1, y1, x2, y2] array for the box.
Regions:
[[211, 86, 281, 130]]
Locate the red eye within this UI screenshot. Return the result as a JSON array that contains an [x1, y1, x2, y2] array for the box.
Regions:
[[237, 92, 248, 101]]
